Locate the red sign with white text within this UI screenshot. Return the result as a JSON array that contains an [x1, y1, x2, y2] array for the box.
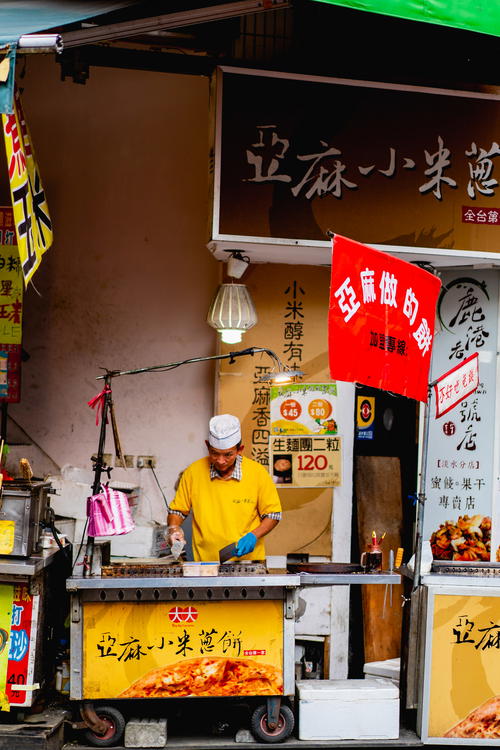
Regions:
[[6, 584, 38, 706], [433, 352, 479, 418], [328, 236, 441, 402]]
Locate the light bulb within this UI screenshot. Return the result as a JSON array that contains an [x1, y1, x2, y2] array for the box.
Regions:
[[220, 329, 243, 344]]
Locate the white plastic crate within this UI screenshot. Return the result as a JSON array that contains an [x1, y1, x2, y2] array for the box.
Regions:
[[297, 678, 399, 740]]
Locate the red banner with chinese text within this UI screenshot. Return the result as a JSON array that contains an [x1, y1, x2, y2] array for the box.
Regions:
[[328, 235, 441, 402]]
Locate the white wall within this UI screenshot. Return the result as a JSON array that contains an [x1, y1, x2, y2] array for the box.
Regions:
[[9, 58, 219, 522]]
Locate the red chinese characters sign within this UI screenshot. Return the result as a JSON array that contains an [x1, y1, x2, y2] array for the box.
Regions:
[[433, 353, 479, 418], [328, 235, 441, 402]]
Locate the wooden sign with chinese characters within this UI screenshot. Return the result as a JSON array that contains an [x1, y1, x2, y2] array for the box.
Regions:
[[82, 599, 283, 699], [2, 87, 52, 285], [424, 271, 498, 562], [328, 235, 441, 402], [270, 434, 341, 488], [214, 68, 500, 254], [217, 264, 334, 556]]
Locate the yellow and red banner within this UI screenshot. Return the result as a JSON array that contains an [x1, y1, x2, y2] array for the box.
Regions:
[[83, 599, 283, 699], [2, 88, 52, 285]]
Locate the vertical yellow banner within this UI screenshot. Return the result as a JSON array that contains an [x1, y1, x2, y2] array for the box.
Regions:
[[0, 584, 13, 711], [2, 88, 52, 285]]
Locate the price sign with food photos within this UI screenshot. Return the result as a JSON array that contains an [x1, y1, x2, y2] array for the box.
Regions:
[[270, 383, 338, 435], [82, 600, 283, 699], [269, 435, 341, 488], [421, 589, 500, 742]]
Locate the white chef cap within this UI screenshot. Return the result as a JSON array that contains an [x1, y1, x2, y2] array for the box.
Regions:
[[208, 414, 241, 450]]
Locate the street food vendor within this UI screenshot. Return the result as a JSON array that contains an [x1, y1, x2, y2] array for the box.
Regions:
[[167, 414, 282, 562]]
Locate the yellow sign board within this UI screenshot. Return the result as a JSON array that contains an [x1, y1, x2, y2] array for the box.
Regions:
[[428, 593, 500, 739], [2, 88, 52, 285], [269, 434, 341, 488], [83, 599, 283, 699], [0, 584, 13, 711]]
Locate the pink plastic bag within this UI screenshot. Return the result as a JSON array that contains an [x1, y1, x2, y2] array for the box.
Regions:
[[87, 485, 135, 537]]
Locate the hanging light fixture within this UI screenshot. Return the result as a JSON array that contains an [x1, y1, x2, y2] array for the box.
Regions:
[[206, 283, 258, 343], [207, 250, 257, 343]]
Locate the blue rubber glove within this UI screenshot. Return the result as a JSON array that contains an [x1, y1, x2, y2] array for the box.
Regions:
[[235, 532, 257, 557]]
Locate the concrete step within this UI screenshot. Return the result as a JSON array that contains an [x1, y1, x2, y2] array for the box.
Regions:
[[0, 708, 68, 750]]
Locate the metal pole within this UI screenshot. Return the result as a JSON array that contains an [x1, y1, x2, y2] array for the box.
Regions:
[[83, 374, 112, 576], [412, 383, 433, 592]]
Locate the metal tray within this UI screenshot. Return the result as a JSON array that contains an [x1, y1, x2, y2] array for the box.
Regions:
[[287, 562, 363, 574]]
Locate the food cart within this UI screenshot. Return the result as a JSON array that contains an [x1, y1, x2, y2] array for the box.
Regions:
[[68, 561, 301, 746], [67, 559, 400, 747]]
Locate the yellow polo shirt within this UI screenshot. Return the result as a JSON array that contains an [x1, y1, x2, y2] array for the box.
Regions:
[[170, 456, 281, 562]]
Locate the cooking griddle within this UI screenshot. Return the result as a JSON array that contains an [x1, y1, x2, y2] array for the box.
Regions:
[[101, 561, 267, 578], [287, 562, 364, 574]]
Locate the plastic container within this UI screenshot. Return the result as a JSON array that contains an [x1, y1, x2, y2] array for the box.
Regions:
[[182, 562, 219, 577], [297, 678, 399, 740]]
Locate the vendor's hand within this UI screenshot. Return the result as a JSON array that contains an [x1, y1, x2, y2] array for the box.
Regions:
[[235, 532, 257, 557], [167, 525, 185, 546]]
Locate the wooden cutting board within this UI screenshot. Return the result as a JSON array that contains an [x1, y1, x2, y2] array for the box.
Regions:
[[355, 455, 404, 663]]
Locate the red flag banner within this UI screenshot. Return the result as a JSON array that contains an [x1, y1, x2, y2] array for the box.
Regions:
[[328, 235, 441, 402]]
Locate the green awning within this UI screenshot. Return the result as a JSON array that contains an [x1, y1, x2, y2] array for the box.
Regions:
[[311, 0, 500, 37], [0, 1, 133, 113]]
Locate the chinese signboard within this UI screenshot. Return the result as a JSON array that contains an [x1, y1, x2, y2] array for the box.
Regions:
[[83, 599, 283, 699], [2, 87, 52, 285], [6, 583, 38, 707], [0, 207, 23, 403], [270, 383, 338, 435], [433, 353, 479, 418], [218, 264, 334, 556], [214, 67, 500, 254], [424, 271, 498, 562], [328, 235, 441, 402], [423, 591, 500, 740], [269, 434, 341, 488]]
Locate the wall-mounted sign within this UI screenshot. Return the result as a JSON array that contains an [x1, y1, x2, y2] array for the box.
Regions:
[[270, 383, 337, 435], [269, 434, 341, 488], [433, 352, 479, 418], [214, 67, 500, 253], [424, 271, 498, 562], [356, 395, 375, 440], [328, 235, 441, 402]]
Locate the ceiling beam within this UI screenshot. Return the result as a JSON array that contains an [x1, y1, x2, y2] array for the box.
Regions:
[[62, 0, 290, 48]]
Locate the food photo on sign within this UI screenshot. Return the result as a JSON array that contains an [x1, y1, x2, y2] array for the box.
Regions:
[[269, 383, 341, 488]]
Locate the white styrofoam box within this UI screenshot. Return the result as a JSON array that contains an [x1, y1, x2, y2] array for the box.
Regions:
[[363, 657, 400, 685], [297, 678, 399, 740], [108, 522, 168, 558]]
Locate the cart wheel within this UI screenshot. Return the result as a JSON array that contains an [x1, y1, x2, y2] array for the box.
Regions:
[[82, 705, 125, 747], [250, 704, 294, 743]]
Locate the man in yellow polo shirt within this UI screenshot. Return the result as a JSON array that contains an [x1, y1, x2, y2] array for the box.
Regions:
[[167, 414, 281, 562]]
